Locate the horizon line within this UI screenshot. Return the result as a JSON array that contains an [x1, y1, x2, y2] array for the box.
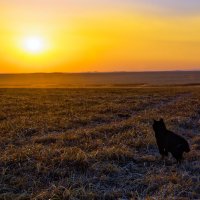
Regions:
[[1, 69, 200, 75]]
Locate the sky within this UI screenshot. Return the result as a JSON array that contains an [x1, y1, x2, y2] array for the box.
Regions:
[[1, 0, 200, 73]]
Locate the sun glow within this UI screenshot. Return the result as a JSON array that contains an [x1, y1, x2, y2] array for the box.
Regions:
[[23, 37, 44, 54], [1, 1, 200, 73]]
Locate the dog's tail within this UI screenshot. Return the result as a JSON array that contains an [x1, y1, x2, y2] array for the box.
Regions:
[[177, 143, 190, 153], [184, 144, 190, 153]]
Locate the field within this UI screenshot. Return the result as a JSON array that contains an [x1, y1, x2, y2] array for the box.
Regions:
[[0, 87, 200, 199]]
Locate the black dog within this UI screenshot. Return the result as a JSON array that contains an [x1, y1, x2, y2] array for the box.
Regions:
[[153, 118, 190, 163]]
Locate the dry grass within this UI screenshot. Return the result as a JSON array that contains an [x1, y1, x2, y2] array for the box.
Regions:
[[0, 87, 200, 199]]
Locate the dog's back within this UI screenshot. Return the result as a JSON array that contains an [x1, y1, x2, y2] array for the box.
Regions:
[[166, 130, 190, 153]]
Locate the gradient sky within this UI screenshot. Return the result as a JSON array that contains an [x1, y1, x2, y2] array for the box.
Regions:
[[1, 0, 200, 73]]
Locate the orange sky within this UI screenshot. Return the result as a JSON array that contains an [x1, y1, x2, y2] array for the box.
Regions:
[[1, 0, 200, 73]]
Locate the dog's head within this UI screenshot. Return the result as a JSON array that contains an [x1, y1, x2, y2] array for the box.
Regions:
[[153, 118, 166, 132]]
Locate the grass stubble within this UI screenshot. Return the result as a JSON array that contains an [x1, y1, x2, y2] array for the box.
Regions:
[[0, 87, 200, 199]]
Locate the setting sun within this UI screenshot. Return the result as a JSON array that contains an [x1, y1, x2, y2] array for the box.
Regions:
[[23, 37, 44, 54], [1, 0, 200, 73]]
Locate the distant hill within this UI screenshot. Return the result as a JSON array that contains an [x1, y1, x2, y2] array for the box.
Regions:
[[0, 71, 200, 88]]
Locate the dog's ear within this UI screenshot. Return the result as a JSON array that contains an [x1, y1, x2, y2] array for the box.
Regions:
[[160, 118, 164, 122], [153, 119, 156, 123]]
